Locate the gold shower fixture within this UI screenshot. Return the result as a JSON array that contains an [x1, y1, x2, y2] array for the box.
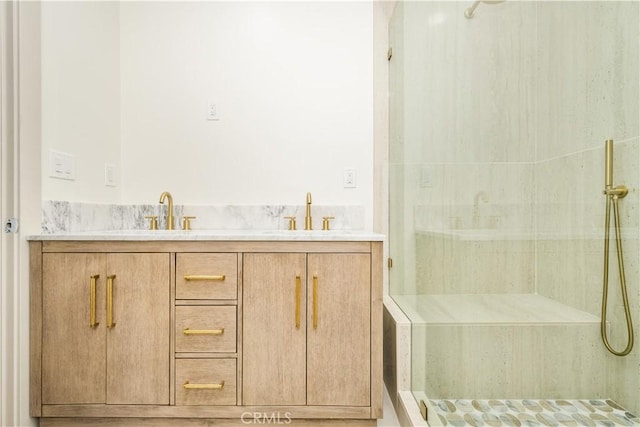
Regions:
[[601, 139, 634, 356], [465, 0, 506, 19]]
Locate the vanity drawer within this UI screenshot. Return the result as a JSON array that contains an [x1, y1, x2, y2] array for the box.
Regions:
[[176, 359, 237, 406], [176, 306, 236, 353], [176, 253, 238, 299]]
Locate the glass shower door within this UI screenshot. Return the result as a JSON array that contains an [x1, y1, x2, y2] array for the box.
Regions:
[[388, 0, 640, 420]]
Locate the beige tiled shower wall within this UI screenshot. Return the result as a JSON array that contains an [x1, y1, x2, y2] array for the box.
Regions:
[[415, 232, 535, 294], [534, 1, 639, 414], [413, 324, 606, 399]]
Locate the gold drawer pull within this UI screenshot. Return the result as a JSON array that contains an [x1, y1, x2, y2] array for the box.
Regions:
[[184, 275, 226, 281], [183, 380, 225, 390], [183, 328, 225, 336], [89, 275, 100, 328]]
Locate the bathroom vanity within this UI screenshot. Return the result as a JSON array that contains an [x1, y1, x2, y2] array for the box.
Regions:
[[29, 231, 383, 427]]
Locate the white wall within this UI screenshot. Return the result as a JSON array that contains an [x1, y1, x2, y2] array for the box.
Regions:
[[40, 1, 375, 229], [120, 2, 373, 225], [41, 1, 121, 203]]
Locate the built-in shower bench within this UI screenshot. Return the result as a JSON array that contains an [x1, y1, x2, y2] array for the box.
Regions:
[[391, 293, 606, 401], [392, 293, 599, 325]]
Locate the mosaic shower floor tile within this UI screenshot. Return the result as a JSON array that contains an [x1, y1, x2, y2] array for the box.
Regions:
[[428, 399, 640, 426]]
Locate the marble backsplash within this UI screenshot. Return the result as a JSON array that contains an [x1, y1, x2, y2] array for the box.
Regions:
[[42, 201, 364, 234]]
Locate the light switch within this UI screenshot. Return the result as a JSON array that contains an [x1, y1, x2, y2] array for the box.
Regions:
[[48, 150, 75, 181]]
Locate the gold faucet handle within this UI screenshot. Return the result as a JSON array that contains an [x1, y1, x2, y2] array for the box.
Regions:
[[144, 216, 159, 230], [285, 216, 297, 231], [182, 216, 196, 231], [322, 216, 335, 231]]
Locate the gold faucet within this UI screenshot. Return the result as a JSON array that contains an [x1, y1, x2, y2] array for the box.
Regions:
[[305, 192, 313, 230], [159, 191, 175, 230]]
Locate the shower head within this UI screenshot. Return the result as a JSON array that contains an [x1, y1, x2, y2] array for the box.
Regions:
[[464, 0, 506, 19]]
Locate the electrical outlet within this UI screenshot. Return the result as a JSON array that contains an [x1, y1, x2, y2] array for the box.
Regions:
[[207, 101, 219, 120], [105, 164, 117, 187], [343, 169, 356, 188]]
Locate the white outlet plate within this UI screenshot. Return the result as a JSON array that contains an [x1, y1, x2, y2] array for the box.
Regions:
[[343, 168, 357, 188], [105, 164, 117, 187], [48, 150, 75, 181], [207, 101, 219, 120]]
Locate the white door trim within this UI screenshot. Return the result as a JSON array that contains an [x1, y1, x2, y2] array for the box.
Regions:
[[0, 1, 19, 425], [16, 1, 41, 424]]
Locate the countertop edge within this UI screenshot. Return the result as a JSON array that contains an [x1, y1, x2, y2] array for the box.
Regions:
[[27, 231, 386, 242]]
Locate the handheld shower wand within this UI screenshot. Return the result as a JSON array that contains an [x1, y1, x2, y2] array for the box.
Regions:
[[605, 139, 613, 188], [604, 139, 628, 197], [601, 139, 633, 356]]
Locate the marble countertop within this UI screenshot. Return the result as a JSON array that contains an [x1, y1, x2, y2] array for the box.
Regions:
[[28, 229, 385, 242]]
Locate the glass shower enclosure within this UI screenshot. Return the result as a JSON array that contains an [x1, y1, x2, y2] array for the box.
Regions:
[[388, 0, 639, 421]]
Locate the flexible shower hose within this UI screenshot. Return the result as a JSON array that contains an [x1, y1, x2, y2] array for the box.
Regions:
[[601, 194, 634, 356]]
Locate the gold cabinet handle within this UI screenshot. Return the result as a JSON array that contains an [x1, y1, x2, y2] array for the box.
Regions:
[[183, 328, 224, 336], [89, 275, 100, 328], [184, 275, 226, 281], [183, 380, 225, 390], [106, 275, 116, 329], [295, 275, 301, 329], [313, 275, 318, 329]]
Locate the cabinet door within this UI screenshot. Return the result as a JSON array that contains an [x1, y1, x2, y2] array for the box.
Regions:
[[307, 254, 371, 406], [243, 253, 306, 405], [106, 253, 170, 405], [42, 253, 107, 404]]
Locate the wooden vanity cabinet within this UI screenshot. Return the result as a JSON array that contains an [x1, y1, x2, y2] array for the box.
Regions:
[[30, 240, 382, 427]]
